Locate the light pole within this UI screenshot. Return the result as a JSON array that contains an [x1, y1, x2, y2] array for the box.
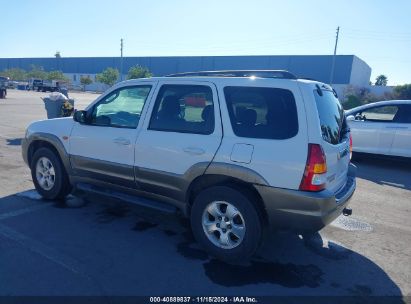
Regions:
[[120, 39, 124, 82], [329, 26, 340, 85]]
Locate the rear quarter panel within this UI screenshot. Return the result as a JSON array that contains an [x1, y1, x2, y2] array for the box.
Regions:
[[212, 79, 308, 190]]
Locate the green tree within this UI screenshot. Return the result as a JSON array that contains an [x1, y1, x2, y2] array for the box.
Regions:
[[127, 65, 152, 79], [375, 74, 388, 86], [342, 95, 363, 110], [342, 85, 379, 109], [96, 67, 119, 86], [80, 76, 93, 91], [47, 70, 68, 81], [393, 84, 411, 99], [26, 65, 47, 80], [0, 68, 27, 81]]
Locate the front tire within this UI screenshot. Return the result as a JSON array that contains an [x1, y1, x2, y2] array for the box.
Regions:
[[31, 147, 72, 200], [191, 186, 263, 263]]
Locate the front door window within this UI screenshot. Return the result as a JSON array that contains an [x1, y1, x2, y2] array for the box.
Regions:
[[91, 86, 152, 128]]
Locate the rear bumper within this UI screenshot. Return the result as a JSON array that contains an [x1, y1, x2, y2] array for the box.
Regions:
[[255, 163, 357, 233]]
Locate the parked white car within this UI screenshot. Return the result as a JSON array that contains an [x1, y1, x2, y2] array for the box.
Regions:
[[346, 100, 411, 158], [22, 70, 356, 262]]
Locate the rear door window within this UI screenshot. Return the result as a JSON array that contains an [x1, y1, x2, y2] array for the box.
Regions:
[[224, 86, 298, 139], [314, 89, 344, 145], [149, 85, 215, 135]]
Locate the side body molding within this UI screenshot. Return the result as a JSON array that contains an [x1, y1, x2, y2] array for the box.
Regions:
[[22, 135, 270, 215], [135, 162, 210, 203], [135, 161, 269, 213]]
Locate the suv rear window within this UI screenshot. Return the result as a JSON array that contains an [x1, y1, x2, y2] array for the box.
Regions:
[[224, 86, 298, 139], [314, 89, 344, 145]]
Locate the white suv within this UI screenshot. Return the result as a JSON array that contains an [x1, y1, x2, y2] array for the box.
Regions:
[[22, 70, 356, 262]]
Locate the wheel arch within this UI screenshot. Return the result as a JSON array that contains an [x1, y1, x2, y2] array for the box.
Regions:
[[186, 173, 269, 227], [27, 133, 71, 175]]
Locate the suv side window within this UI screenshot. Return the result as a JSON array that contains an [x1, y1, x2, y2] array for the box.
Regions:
[[224, 86, 298, 139], [91, 85, 151, 128], [356, 105, 399, 122], [149, 85, 215, 134]]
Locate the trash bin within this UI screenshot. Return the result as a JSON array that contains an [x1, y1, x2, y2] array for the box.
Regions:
[[43, 97, 75, 119], [60, 87, 69, 98]]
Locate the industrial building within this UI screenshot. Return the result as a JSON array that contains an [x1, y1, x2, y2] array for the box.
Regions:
[[0, 55, 371, 91]]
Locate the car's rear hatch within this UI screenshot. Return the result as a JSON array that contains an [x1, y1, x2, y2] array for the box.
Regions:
[[313, 86, 351, 194]]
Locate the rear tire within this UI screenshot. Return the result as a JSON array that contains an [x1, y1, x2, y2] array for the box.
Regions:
[[191, 185, 262, 263], [30, 147, 72, 200]]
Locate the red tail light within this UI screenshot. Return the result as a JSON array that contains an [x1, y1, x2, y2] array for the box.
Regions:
[[299, 144, 327, 192], [349, 133, 353, 160]]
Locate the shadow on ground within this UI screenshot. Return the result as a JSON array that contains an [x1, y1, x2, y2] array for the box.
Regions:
[[0, 191, 404, 297], [94, 198, 402, 296], [6, 138, 22, 146], [353, 153, 411, 191]]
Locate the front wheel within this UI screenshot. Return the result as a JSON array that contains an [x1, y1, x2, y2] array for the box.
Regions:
[[31, 147, 72, 200], [191, 186, 263, 263]]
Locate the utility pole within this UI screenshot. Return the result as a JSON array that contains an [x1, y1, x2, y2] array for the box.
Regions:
[[329, 26, 340, 85], [55, 51, 61, 70], [120, 38, 124, 81]]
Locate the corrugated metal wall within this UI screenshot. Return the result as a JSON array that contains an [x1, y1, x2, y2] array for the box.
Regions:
[[0, 55, 371, 85]]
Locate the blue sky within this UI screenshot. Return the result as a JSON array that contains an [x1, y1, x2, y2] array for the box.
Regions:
[[1, 0, 410, 85]]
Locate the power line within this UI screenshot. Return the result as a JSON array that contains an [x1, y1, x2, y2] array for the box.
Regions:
[[128, 36, 332, 53], [344, 27, 411, 36], [344, 35, 411, 42], [128, 32, 334, 49]]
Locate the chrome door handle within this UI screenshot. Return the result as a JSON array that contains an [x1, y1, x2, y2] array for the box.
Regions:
[[183, 147, 205, 155], [113, 137, 131, 145]]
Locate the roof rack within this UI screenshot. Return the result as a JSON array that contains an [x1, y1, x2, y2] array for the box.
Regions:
[[166, 70, 297, 79]]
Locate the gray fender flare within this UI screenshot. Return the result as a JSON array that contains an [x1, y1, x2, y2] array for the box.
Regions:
[[205, 162, 268, 185], [23, 132, 71, 175]]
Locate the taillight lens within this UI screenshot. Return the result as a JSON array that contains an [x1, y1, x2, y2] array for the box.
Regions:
[[349, 133, 353, 160], [299, 144, 327, 192]]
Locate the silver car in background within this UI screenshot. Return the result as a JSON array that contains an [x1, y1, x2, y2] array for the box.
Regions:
[[346, 100, 411, 158]]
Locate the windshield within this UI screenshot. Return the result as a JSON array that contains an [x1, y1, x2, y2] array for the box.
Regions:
[[314, 89, 345, 145]]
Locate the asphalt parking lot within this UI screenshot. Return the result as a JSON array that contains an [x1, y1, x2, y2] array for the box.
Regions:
[[0, 90, 410, 299]]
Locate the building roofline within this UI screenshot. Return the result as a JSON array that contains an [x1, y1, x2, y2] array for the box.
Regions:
[[0, 54, 361, 60]]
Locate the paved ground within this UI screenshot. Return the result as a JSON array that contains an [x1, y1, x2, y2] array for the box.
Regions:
[[0, 90, 410, 299]]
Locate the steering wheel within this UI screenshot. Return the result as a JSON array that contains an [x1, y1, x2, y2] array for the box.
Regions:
[[355, 113, 366, 121]]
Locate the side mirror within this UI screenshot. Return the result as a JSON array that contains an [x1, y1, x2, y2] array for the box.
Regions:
[[346, 115, 355, 121], [73, 110, 88, 124]]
